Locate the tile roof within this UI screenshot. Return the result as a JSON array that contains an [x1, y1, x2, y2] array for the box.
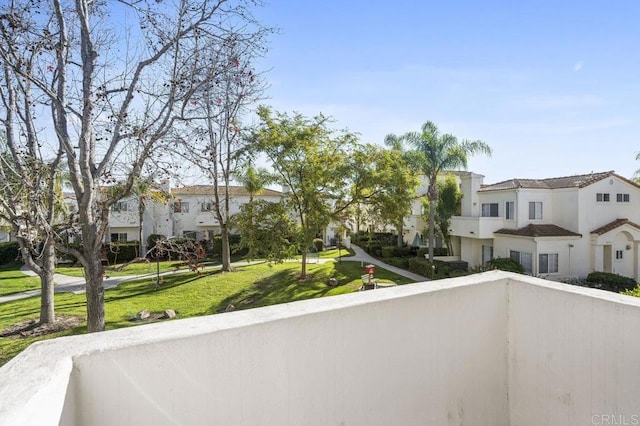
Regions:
[[495, 224, 581, 238], [591, 218, 640, 235], [479, 171, 640, 192], [171, 185, 282, 197]]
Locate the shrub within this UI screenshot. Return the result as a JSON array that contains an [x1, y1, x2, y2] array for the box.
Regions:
[[103, 242, 139, 264], [408, 257, 434, 277], [0, 241, 20, 265], [365, 243, 382, 257], [384, 257, 410, 269], [416, 246, 449, 259], [312, 238, 324, 253], [586, 272, 637, 293], [486, 257, 525, 273], [381, 246, 395, 258]]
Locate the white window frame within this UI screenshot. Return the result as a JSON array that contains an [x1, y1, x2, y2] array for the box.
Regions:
[[111, 201, 128, 212], [615, 250, 624, 260], [510, 250, 533, 275], [616, 193, 630, 203], [110, 232, 128, 242], [539, 253, 559, 274], [505, 201, 515, 220], [596, 193, 610, 202], [173, 201, 190, 213], [481, 203, 499, 217], [528, 202, 543, 220]]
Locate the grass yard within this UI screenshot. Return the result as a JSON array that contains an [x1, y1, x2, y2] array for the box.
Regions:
[[0, 259, 413, 366], [55, 259, 202, 277], [0, 263, 41, 296]]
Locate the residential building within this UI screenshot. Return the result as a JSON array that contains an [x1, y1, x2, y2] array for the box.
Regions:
[[449, 171, 640, 280], [107, 185, 283, 245]]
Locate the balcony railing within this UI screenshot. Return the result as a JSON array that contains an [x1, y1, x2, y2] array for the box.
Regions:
[[449, 216, 505, 239], [2, 271, 639, 425]]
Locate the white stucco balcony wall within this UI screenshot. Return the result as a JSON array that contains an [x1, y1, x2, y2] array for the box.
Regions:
[[1, 271, 640, 426], [449, 216, 505, 239]]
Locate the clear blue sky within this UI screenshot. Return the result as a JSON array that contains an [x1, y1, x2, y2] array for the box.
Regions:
[[253, 0, 640, 184]]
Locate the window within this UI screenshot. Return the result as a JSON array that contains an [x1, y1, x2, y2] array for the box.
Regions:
[[482, 245, 493, 265], [111, 201, 128, 212], [510, 250, 533, 275], [596, 193, 610, 202], [617, 193, 630, 202], [539, 253, 559, 274], [201, 202, 215, 212], [528, 202, 543, 220], [616, 250, 624, 260], [173, 201, 189, 213], [481, 203, 499, 217], [110, 233, 127, 242], [505, 201, 515, 220]]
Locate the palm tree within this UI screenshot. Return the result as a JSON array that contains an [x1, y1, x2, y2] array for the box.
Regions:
[[404, 121, 492, 270]]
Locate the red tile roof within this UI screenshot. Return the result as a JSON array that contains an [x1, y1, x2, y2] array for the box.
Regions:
[[591, 218, 640, 235], [479, 171, 640, 192], [495, 224, 581, 238]]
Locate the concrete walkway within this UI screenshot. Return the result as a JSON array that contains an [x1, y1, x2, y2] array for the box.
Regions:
[[340, 244, 430, 282], [0, 247, 428, 304]]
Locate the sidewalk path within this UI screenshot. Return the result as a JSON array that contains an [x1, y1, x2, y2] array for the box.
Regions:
[[0, 247, 428, 304], [340, 244, 430, 282]]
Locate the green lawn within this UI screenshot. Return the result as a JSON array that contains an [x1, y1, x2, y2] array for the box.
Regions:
[[0, 260, 413, 366], [0, 263, 41, 296], [55, 259, 201, 278]]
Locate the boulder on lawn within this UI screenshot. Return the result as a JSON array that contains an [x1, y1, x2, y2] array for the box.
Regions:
[[137, 309, 150, 320], [162, 309, 176, 319]]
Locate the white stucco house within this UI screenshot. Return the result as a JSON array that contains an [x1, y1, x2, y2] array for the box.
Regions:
[[449, 170, 640, 281], [106, 185, 283, 247]]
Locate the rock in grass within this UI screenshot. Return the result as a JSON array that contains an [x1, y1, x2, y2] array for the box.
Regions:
[[137, 309, 150, 320], [163, 309, 176, 319]]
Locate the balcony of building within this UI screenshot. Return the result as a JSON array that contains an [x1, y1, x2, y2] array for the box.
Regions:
[[449, 215, 505, 239], [1, 271, 639, 425]]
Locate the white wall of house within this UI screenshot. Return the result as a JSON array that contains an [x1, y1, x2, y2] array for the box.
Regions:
[[0, 229, 11, 243]]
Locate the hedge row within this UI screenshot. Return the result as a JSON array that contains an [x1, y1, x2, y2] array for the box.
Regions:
[[0, 241, 20, 265], [585, 271, 637, 293]]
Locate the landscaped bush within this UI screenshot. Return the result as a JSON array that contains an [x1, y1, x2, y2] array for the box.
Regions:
[[381, 246, 411, 258], [211, 234, 249, 257], [416, 246, 449, 259], [104, 242, 139, 264], [0, 241, 20, 265], [312, 238, 324, 253], [586, 271, 637, 293], [486, 257, 525, 274], [365, 243, 382, 257], [384, 257, 410, 269], [408, 257, 433, 277]]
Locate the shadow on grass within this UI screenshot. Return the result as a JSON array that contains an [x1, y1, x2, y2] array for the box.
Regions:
[[103, 269, 224, 303], [208, 267, 340, 314]]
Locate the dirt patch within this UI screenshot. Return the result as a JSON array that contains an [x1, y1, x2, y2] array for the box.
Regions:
[[0, 315, 84, 339]]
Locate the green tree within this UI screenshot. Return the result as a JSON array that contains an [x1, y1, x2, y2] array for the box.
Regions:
[[371, 146, 420, 247], [434, 173, 461, 255], [404, 121, 491, 268], [252, 107, 358, 278], [234, 163, 276, 260]]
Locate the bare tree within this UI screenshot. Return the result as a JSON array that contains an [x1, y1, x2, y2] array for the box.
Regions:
[[0, 0, 267, 332], [177, 26, 270, 272], [0, 48, 65, 324]]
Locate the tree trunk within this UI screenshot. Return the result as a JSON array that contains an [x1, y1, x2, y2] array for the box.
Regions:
[[39, 241, 56, 324], [220, 225, 231, 272], [300, 249, 308, 278], [138, 197, 145, 257], [84, 253, 105, 332], [397, 220, 404, 247], [428, 195, 436, 273]]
